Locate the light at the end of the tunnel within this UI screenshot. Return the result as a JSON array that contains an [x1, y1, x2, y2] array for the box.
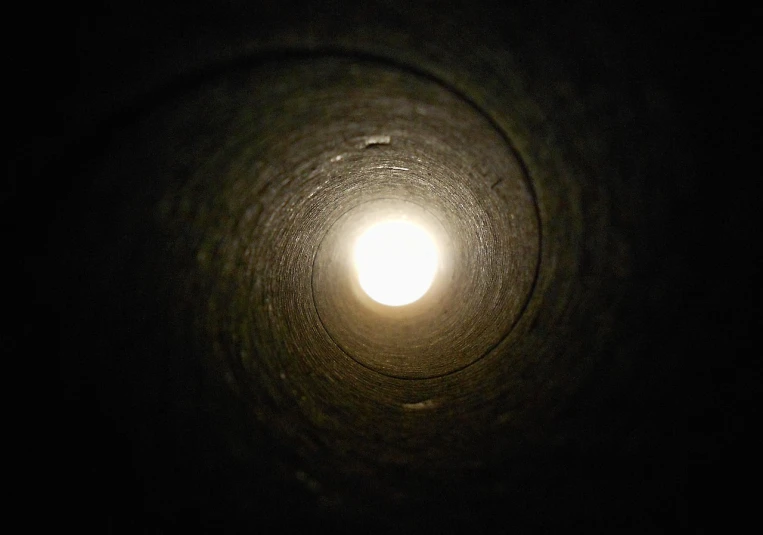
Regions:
[[353, 220, 439, 306]]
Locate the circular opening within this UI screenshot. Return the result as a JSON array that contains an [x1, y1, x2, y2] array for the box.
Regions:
[[353, 219, 440, 307], [295, 58, 541, 379]]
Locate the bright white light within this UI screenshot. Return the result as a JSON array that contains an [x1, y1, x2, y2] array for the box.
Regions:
[[353, 220, 439, 306]]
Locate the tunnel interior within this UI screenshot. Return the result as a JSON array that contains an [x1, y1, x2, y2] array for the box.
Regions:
[[18, 0, 756, 532]]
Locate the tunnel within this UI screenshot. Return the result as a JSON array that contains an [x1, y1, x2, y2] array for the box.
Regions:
[[20, 0, 755, 532]]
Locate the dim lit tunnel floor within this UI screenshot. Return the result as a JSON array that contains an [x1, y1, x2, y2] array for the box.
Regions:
[[19, 0, 755, 532]]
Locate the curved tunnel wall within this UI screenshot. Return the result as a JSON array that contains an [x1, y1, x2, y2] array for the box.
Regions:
[[37, 1, 755, 532]]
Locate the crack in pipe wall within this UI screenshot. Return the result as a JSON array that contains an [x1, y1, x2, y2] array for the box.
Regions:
[[30, 0, 756, 532]]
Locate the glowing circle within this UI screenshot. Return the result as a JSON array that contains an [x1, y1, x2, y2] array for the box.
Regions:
[[353, 220, 439, 306]]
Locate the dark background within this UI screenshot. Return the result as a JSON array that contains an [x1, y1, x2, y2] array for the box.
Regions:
[[10, 0, 757, 532]]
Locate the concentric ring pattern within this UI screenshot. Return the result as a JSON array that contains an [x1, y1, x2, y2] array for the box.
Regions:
[[88, 54, 544, 510]]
